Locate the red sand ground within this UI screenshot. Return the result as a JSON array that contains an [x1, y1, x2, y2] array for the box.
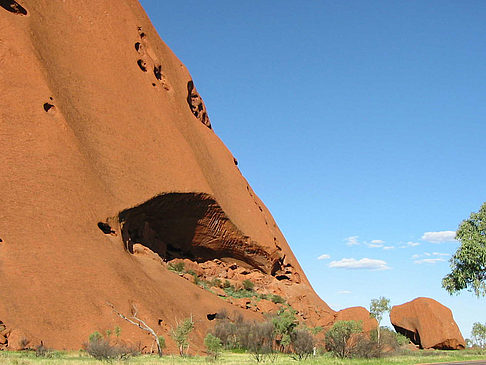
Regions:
[[0, 0, 375, 353]]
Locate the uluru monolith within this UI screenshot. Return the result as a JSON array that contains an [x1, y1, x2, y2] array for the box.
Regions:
[[390, 297, 465, 350], [0, 0, 375, 353]]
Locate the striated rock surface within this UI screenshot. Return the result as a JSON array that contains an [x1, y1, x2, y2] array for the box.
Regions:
[[390, 297, 465, 350], [0, 0, 374, 352]]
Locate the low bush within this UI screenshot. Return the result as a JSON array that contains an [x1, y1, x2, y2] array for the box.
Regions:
[[168, 261, 185, 273], [84, 331, 137, 361], [290, 329, 314, 360], [242, 279, 254, 291], [270, 294, 285, 304]]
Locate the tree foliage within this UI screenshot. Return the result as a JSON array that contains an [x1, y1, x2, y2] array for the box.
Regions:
[[442, 202, 486, 297], [369, 297, 391, 344], [272, 307, 298, 349], [325, 320, 363, 358], [171, 317, 195, 356], [472, 322, 486, 348]]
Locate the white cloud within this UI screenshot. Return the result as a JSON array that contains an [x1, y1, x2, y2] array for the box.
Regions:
[[432, 252, 450, 257], [383, 246, 394, 250], [317, 254, 330, 260], [368, 243, 383, 248], [345, 236, 360, 246], [329, 258, 390, 271], [406, 241, 421, 247], [414, 258, 447, 264], [412, 254, 421, 259], [337, 290, 352, 295], [421, 231, 456, 243], [371, 240, 385, 244]]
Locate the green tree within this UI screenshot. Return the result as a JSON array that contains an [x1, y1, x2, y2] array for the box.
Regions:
[[272, 307, 298, 350], [369, 296, 391, 345], [204, 333, 223, 360], [472, 322, 486, 348], [171, 317, 195, 356], [325, 320, 362, 358], [442, 202, 486, 297]]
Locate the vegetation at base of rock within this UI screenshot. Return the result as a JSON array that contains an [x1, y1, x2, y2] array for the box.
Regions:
[[442, 201, 486, 297], [167, 261, 186, 274], [290, 329, 314, 360], [171, 317, 195, 356], [324, 321, 409, 359], [325, 320, 363, 358], [242, 279, 254, 291], [2, 347, 486, 364], [204, 333, 223, 360], [84, 330, 138, 360], [471, 322, 486, 348], [272, 307, 298, 350], [369, 296, 391, 345]]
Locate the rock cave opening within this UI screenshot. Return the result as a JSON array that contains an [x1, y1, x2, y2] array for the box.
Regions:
[[118, 193, 275, 273], [393, 325, 421, 348], [0, 0, 27, 15]]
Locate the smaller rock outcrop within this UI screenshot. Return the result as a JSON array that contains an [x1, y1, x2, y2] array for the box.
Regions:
[[390, 297, 465, 350]]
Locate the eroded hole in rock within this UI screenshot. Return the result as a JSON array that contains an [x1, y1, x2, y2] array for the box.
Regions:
[[233, 157, 238, 166], [134, 42, 141, 52], [43, 103, 55, 112], [118, 193, 276, 273], [0, 238, 3, 242], [137, 59, 147, 72], [153, 65, 162, 80], [0, 0, 27, 15], [97, 222, 115, 235], [206, 313, 217, 321], [158, 319, 163, 325], [187, 80, 212, 129]]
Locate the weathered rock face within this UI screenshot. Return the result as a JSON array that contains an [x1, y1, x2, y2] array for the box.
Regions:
[[0, 0, 373, 353], [390, 297, 465, 350]]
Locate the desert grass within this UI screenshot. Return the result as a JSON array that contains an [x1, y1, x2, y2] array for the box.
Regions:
[[0, 349, 485, 365]]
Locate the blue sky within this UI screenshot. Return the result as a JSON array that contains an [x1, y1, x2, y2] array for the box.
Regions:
[[139, 1, 486, 338]]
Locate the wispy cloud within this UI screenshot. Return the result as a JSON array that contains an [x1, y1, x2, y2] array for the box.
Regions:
[[414, 258, 447, 264], [383, 246, 394, 250], [329, 258, 390, 271], [412, 252, 450, 263], [317, 254, 330, 260], [337, 290, 352, 295], [371, 240, 384, 244], [345, 236, 360, 246], [421, 231, 456, 243], [406, 241, 420, 247]]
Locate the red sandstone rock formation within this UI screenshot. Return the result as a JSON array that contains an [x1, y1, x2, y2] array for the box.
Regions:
[[390, 297, 465, 350], [0, 0, 374, 352]]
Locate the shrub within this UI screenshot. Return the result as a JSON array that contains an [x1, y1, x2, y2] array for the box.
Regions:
[[325, 320, 362, 358], [290, 329, 314, 360], [35, 343, 54, 358], [157, 336, 166, 355], [239, 321, 275, 362], [204, 333, 223, 360], [270, 294, 285, 304], [211, 278, 222, 288], [242, 279, 254, 291], [171, 317, 195, 356], [213, 319, 238, 349], [352, 333, 381, 358], [223, 280, 231, 288], [168, 261, 185, 273], [84, 331, 137, 361]]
